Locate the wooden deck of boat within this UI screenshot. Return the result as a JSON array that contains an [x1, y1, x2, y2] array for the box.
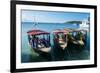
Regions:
[[59, 39, 67, 50], [38, 47, 51, 53], [61, 43, 67, 50]]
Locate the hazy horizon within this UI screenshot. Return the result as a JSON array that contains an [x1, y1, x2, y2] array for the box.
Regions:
[[22, 10, 90, 23]]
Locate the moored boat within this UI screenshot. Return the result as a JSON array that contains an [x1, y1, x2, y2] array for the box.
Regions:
[[53, 29, 71, 50], [27, 29, 51, 53]]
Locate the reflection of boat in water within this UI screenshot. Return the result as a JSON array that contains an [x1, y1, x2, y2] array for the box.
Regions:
[[27, 29, 51, 54]]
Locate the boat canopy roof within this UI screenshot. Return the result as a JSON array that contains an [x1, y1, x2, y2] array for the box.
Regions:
[[72, 29, 87, 32], [53, 29, 64, 34], [27, 29, 50, 35], [53, 29, 71, 34]]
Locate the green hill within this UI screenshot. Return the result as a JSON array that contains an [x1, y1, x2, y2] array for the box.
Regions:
[[65, 21, 82, 24]]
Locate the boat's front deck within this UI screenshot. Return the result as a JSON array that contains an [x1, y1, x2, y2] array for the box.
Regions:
[[38, 47, 51, 53]]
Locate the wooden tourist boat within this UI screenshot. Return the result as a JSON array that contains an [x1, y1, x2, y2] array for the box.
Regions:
[[53, 29, 71, 50], [53, 29, 86, 49], [27, 29, 51, 54]]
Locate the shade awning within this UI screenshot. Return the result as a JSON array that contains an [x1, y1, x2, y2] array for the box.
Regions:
[[27, 30, 50, 35], [53, 29, 71, 34]]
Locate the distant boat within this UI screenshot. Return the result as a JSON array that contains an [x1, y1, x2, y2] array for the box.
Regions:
[[79, 19, 89, 31], [33, 16, 37, 27]]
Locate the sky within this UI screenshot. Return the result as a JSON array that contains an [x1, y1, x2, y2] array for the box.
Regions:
[[21, 10, 90, 23]]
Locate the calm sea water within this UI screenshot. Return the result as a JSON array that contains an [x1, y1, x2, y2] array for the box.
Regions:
[[21, 23, 90, 63]]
